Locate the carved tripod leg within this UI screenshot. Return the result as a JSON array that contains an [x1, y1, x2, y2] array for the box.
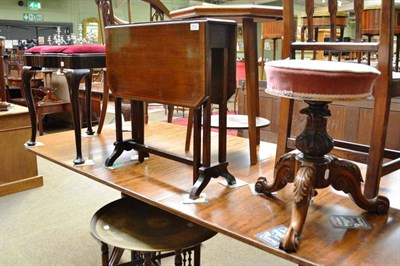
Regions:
[[329, 156, 389, 215], [281, 162, 315, 252], [255, 152, 298, 195]]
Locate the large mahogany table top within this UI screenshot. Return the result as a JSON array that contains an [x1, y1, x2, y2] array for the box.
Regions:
[[27, 123, 399, 266]]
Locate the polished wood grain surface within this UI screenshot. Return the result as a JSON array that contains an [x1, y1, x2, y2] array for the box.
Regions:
[[27, 123, 399, 266], [105, 19, 236, 108]]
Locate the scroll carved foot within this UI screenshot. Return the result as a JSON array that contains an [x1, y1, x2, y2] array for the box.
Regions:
[[329, 156, 389, 215], [255, 152, 297, 195], [281, 162, 315, 252]]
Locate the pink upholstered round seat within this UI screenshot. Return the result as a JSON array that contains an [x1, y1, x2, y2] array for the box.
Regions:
[[265, 59, 380, 101]]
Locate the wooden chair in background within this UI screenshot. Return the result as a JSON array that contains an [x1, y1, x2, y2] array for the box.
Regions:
[[274, 0, 400, 200], [96, 0, 175, 134], [260, 20, 283, 80], [0, 37, 5, 102]]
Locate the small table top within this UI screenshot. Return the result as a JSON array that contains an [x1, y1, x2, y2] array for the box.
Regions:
[[170, 4, 283, 22], [91, 197, 217, 252]]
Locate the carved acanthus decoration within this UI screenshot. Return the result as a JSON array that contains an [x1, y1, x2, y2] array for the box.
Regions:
[[293, 164, 314, 204]]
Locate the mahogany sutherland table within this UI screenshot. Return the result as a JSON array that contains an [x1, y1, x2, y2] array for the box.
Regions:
[[26, 123, 399, 266]]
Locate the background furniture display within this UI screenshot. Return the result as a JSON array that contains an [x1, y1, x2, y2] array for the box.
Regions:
[[0, 36, 5, 101], [91, 197, 217, 266], [0, 20, 72, 46], [362, 5, 400, 70], [105, 19, 237, 199], [260, 20, 283, 80], [170, 5, 283, 165], [0, 105, 43, 196], [300, 10, 348, 60], [9, 97, 70, 136], [275, 0, 400, 200]]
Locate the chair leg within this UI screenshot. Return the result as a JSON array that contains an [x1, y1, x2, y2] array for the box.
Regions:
[[275, 98, 294, 159], [174, 249, 183, 266], [97, 70, 109, 134], [185, 108, 194, 151], [167, 105, 174, 123], [364, 85, 392, 198], [193, 245, 201, 266], [101, 242, 109, 266], [109, 247, 124, 266], [145, 102, 149, 124]]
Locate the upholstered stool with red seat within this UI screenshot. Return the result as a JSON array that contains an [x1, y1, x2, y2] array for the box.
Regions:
[[255, 59, 389, 252], [22, 44, 106, 164]]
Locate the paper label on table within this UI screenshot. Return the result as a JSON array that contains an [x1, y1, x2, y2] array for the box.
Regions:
[[329, 215, 372, 229], [25, 142, 44, 147], [106, 162, 124, 169], [129, 154, 147, 161], [255, 225, 288, 249], [182, 193, 208, 204], [190, 23, 199, 31], [82, 133, 95, 138], [122, 125, 132, 132], [218, 178, 247, 188], [74, 159, 95, 166]]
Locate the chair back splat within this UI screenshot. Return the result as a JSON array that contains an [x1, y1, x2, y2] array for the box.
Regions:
[[276, 0, 400, 200], [95, 0, 179, 126]]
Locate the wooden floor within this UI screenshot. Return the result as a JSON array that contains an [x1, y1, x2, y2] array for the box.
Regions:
[[27, 122, 400, 266]]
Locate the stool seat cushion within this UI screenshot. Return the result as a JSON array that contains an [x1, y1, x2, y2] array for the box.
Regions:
[[62, 44, 105, 54], [90, 197, 217, 252], [26, 45, 70, 53], [265, 59, 380, 101], [26, 44, 105, 54]]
